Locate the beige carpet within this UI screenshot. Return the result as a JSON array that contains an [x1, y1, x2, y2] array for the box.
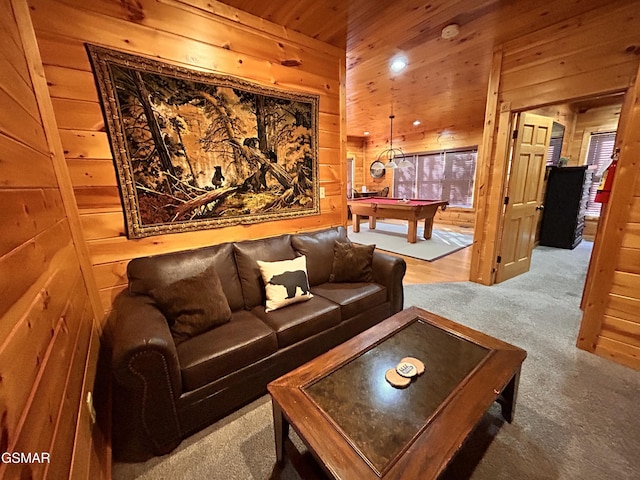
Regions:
[[113, 241, 640, 479], [347, 221, 473, 261]]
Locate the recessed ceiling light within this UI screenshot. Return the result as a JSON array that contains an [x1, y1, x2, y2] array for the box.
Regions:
[[389, 55, 408, 73], [363, 131, 370, 136], [413, 120, 421, 126]]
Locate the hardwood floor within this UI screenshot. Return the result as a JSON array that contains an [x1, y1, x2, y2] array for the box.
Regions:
[[380, 222, 473, 285], [397, 244, 472, 284]]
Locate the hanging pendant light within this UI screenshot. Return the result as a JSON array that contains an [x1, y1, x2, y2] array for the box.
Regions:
[[397, 156, 414, 169], [376, 115, 400, 169], [373, 115, 412, 169]]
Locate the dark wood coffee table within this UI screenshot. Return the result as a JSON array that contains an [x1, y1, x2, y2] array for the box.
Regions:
[[267, 306, 527, 479]]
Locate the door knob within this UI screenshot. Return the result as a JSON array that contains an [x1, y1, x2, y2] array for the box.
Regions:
[[536, 205, 544, 211]]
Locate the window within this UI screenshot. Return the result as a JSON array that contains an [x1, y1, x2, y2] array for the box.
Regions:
[[584, 132, 616, 217], [547, 136, 563, 165], [393, 148, 477, 208], [346, 157, 354, 199], [546, 122, 565, 166]]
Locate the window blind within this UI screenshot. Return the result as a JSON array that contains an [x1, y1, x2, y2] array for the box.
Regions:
[[584, 132, 616, 217], [547, 136, 563, 165], [393, 148, 477, 208], [394, 155, 417, 199]]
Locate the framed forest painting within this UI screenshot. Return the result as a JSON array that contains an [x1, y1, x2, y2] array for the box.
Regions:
[[86, 45, 320, 239]]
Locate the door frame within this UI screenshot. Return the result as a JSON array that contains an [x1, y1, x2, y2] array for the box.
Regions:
[[469, 50, 630, 286], [472, 96, 627, 286]]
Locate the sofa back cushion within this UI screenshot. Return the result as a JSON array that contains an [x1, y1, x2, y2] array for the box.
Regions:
[[127, 242, 245, 311], [291, 227, 348, 286], [329, 241, 375, 282], [233, 234, 296, 309], [150, 266, 232, 344]]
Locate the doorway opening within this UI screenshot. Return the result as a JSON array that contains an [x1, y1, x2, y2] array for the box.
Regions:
[[496, 93, 624, 287]]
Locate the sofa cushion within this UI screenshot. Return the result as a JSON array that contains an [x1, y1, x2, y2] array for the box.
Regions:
[[291, 227, 348, 286], [329, 241, 375, 283], [150, 266, 232, 344], [176, 310, 278, 392], [251, 295, 341, 349], [311, 282, 387, 320], [128, 242, 245, 312], [257, 256, 313, 312], [234, 235, 296, 309]]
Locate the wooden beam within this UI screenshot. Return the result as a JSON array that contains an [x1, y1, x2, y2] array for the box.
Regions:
[[470, 48, 503, 285]]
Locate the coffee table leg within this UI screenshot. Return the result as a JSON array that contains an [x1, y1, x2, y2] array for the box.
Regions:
[[272, 401, 289, 463], [498, 369, 521, 423]]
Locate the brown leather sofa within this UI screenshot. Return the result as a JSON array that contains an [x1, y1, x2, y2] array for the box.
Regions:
[[111, 226, 406, 461]]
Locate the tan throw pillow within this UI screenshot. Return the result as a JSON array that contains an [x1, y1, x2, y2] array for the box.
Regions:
[[150, 266, 232, 344], [329, 241, 375, 283], [257, 256, 313, 312]]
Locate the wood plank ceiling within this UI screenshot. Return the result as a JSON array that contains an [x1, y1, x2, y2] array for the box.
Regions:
[[218, 0, 635, 141]]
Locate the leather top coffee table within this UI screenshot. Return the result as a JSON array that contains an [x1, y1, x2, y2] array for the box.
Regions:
[[267, 306, 527, 479]]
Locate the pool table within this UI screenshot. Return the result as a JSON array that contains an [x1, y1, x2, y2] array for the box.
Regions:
[[347, 197, 449, 243]]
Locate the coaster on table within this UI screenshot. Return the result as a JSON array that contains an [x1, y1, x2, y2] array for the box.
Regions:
[[395, 361, 418, 378], [400, 357, 425, 375], [385, 368, 411, 388]]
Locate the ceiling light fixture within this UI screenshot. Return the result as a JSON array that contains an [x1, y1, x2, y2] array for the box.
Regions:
[[370, 115, 412, 170], [389, 55, 408, 73], [413, 120, 421, 126]]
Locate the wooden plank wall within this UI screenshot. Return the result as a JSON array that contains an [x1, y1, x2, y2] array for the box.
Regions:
[[360, 128, 482, 227], [471, 0, 640, 287], [499, 2, 640, 111], [28, 0, 346, 318], [0, 0, 106, 478], [597, 173, 640, 366], [567, 104, 621, 165], [578, 67, 640, 370]]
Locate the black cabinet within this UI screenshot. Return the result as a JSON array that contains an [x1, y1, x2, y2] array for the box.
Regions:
[[539, 166, 591, 249]]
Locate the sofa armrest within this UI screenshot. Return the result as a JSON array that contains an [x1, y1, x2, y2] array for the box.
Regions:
[[371, 251, 407, 314], [112, 293, 183, 457]]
